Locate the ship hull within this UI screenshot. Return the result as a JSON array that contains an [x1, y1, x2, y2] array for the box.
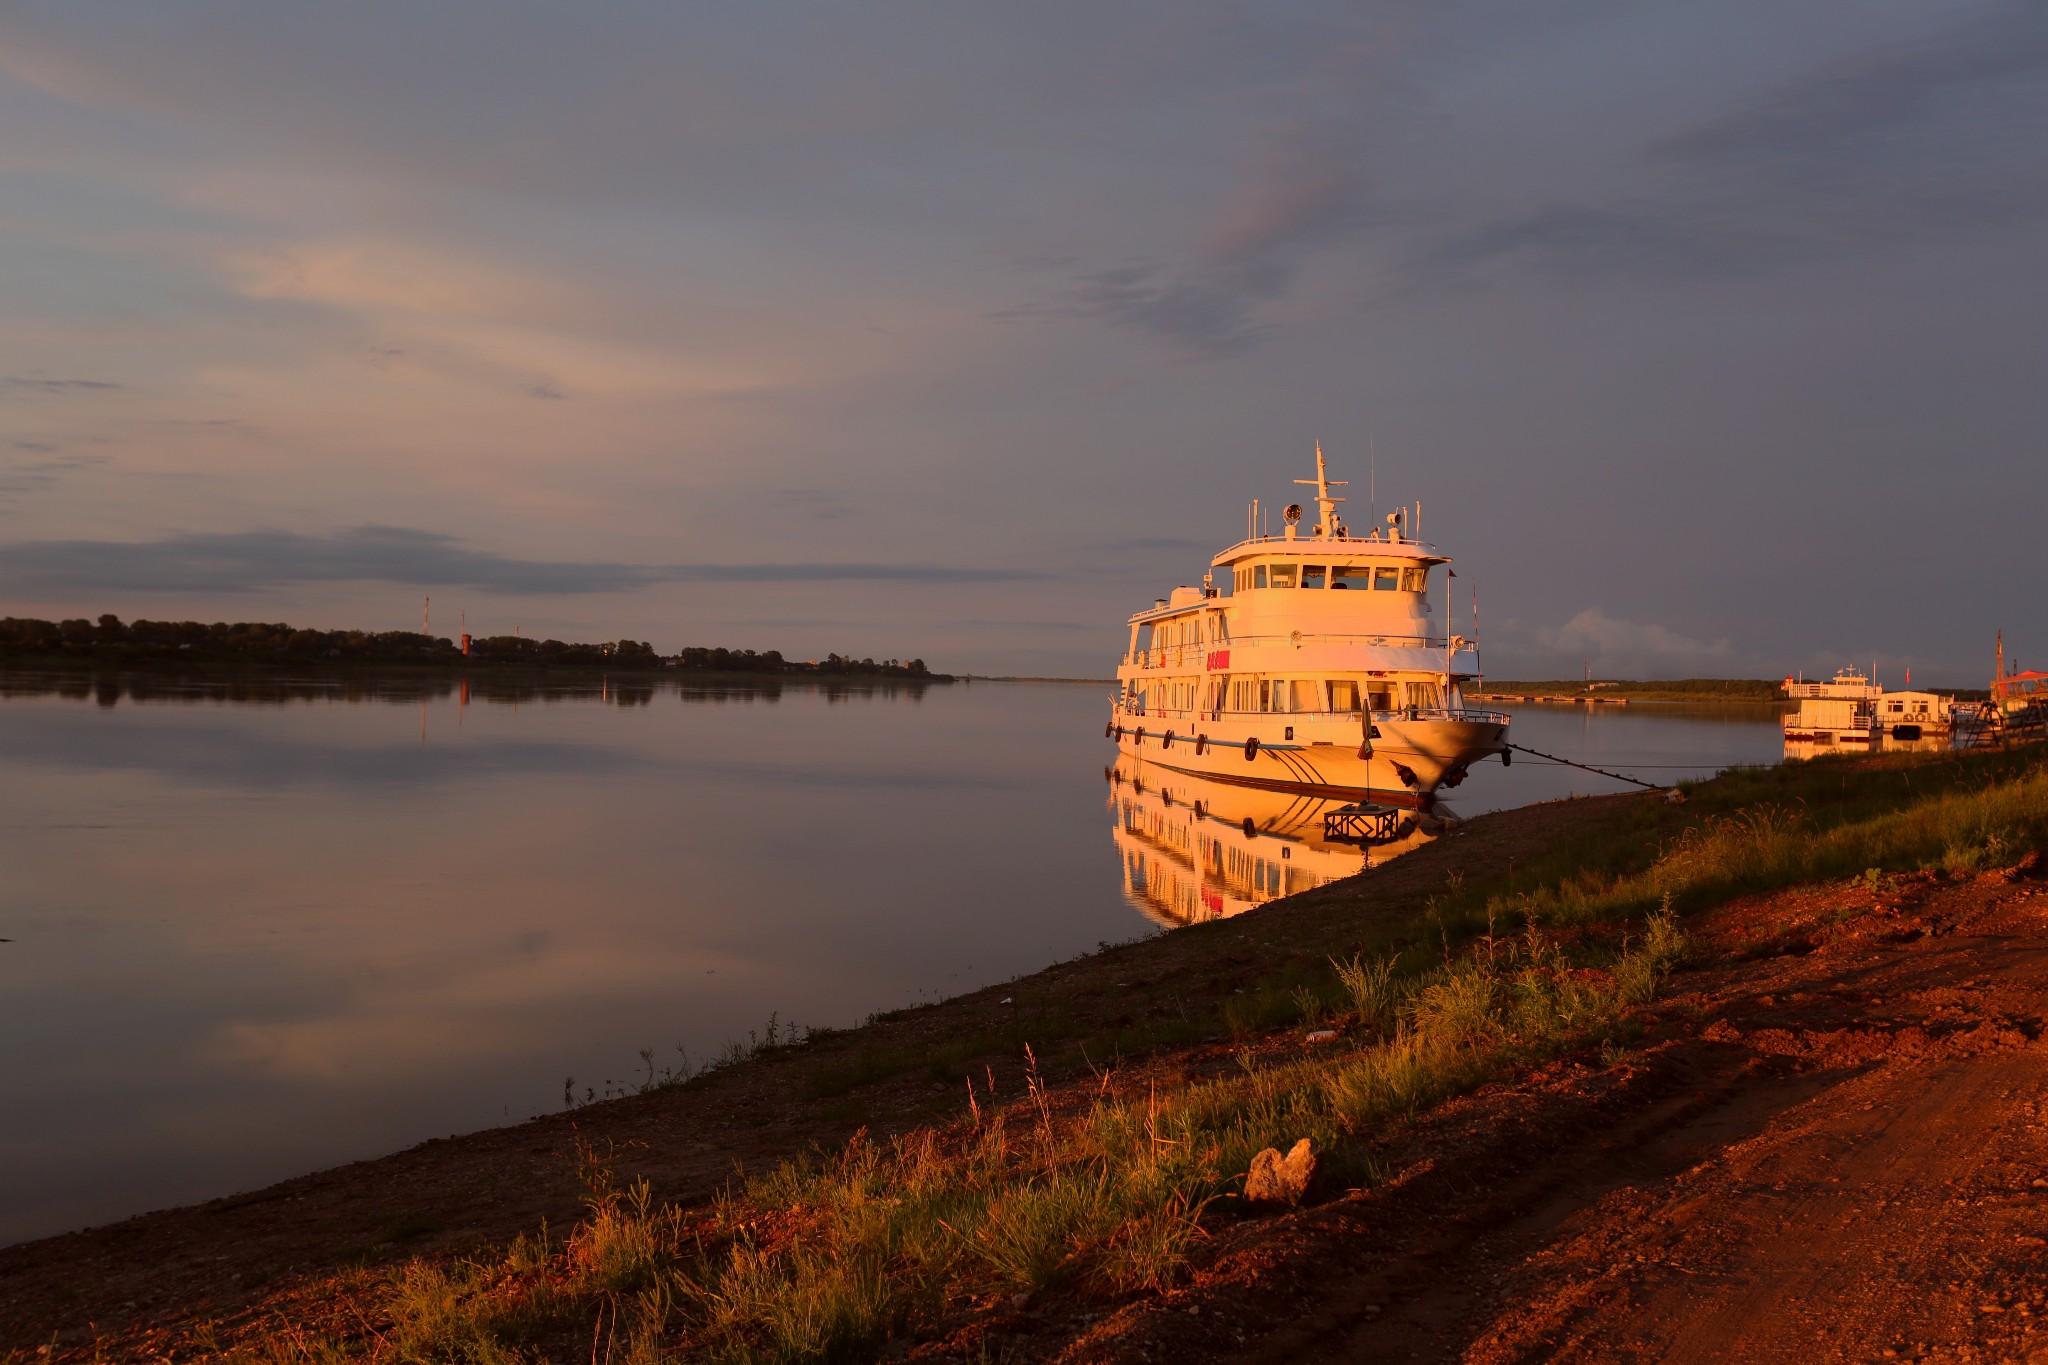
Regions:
[[1107, 708, 1506, 807]]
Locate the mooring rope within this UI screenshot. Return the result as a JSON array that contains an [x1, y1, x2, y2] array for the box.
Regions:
[[1505, 742, 1666, 791]]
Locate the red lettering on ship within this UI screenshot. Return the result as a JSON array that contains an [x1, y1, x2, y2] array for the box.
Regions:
[[1206, 649, 1230, 671]]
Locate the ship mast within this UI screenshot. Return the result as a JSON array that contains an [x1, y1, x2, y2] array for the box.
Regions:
[[1295, 441, 1348, 539]]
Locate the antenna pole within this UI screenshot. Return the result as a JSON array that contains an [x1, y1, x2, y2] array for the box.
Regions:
[[1472, 580, 1481, 681], [1295, 440, 1347, 540]]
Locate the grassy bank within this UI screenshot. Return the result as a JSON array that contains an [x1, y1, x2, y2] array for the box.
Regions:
[[54, 747, 2048, 1364]]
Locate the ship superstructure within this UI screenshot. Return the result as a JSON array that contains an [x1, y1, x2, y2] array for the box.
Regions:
[[1107, 446, 1509, 806]]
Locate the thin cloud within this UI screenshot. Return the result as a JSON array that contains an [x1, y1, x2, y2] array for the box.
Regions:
[[0, 450, 111, 496], [1410, 202, 1814, 286], [0, 377, 124, 395], [0, 526, 1039, 595], [1528, 607, 1734, 678], [1653, 2, 2048, 178], [1405, 3, 2048, 293], [1069, 126, 1369, 359]]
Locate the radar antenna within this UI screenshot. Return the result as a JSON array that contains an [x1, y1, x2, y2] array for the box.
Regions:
[[1295, 441, 1349, 539]]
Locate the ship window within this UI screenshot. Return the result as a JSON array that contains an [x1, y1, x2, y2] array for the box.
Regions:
[[1253, 565, 1268, 589], [1301, 565, 1327, 590], [1290, 680, 1320, 711], [1373, 566, 1400, 591], [1401, 567, 1428, 592], [1331, 565, 1365, 590], [1367, 684, 1394, 711], [1403, 681, 1440, 710], [1269, 564, 1297, 589], [1329, 680, 1359, 711]]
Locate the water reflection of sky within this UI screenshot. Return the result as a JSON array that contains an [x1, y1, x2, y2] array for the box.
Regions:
[[0, 678, 1784, 1244], [1449, 702, 1786, 815], [0, 675, 1128, 1244]]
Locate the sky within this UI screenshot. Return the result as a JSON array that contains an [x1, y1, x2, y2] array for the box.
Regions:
[[0, 0, 2041, 683]]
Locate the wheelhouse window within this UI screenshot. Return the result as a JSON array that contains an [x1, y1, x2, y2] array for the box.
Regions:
[[1403, 681, 1441, 710], [1301, 565, 1327, 590], [1330, 565, 1365, 590], [1367, 684, 1395, 711], [1373, 566, 1400, 591], [1401, 567, 1428, 592], [1329, 680, 1360, 712], [1253, 564, 1269, 589], [1269, 564, 1297, 589]]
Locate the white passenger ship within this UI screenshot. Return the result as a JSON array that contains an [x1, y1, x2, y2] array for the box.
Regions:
[[1108, 447, 1509, 808]]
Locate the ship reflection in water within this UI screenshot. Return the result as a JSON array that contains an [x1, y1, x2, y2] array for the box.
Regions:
[[1107, 754, 1436, 928], [1783, 730, 1954, 762]]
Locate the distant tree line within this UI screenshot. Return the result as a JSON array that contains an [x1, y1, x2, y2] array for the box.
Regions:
[[0, 616, 947, 679], [1479, 677, 1785, 701]]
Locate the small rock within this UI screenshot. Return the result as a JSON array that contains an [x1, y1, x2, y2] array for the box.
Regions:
[[1305, 1028, 1340, 1045], [1245, 1137, 1318, 1205]]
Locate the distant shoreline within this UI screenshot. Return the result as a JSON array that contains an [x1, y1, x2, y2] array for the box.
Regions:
[[0, 657, 956, 685]]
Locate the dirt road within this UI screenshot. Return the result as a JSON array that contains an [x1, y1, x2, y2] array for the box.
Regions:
[[1057, 862, 2048, 1364]]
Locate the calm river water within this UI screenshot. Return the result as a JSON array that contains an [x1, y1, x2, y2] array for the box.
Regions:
[[0, 672, 1784, 1243]]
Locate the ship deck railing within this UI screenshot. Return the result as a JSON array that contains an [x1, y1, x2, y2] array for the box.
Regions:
[[1124, 632, 1461, 668]]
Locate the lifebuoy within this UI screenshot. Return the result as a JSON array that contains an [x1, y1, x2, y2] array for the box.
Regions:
[[1195, 734, 1207, 756], [1244, 736, 1260, 760], [1242, 816, 1257, 838]]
